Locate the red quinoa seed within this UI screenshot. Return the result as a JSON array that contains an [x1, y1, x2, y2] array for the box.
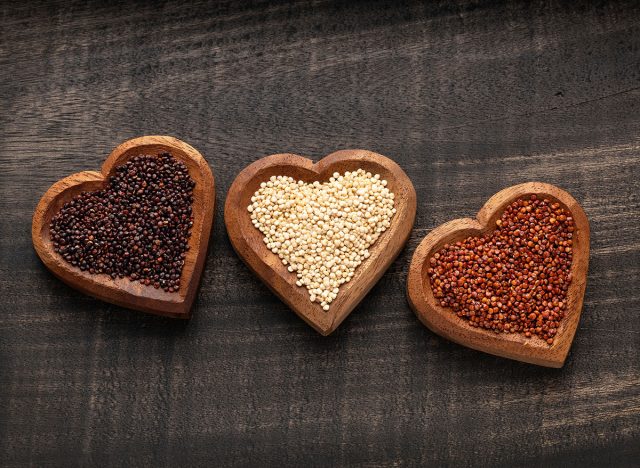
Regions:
[[428, 195, 574, 345]]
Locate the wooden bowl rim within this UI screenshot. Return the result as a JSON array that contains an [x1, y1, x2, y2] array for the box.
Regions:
[[31, 135, 215, 318], [225, 149, 417, 335], [407, 182, 590, 367]]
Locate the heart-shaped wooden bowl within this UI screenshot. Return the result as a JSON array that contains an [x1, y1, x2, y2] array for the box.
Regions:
[[407, 182, 589, 367], [225, 150, 417, 335], [32, 136, 215, 318]]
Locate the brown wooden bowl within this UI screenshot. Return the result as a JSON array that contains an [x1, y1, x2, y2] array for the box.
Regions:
[[225, 150, 417, 335], [407, 182, 590, 367], [32, 136, 215, 318]]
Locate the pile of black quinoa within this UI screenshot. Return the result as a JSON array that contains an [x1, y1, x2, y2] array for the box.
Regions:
[[50, 152, 195, 292]]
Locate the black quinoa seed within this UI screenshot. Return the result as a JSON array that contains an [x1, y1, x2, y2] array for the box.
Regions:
[[49, 152, 195, 293]]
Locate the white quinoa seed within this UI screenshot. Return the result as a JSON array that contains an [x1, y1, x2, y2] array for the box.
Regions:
[[248, 169, 396, 310]]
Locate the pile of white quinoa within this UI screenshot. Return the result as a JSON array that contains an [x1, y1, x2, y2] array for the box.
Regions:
[[248, 169, 396, 310]]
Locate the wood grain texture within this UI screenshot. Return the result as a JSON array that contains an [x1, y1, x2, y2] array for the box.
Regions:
[[407, 182, 590, 368], [32, 135, 215, 318], [225, 150, 416, 335], [1, 0, 639, 466]]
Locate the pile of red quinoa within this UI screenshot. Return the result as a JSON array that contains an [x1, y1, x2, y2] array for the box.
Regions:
[[428, 195, 575, 344], [50, 152, 195, 292]]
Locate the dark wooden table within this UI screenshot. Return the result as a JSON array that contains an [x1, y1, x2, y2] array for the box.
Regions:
[[1, 1, 639, 466]]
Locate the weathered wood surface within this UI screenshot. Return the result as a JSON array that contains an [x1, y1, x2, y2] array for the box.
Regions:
[[0, 0, 638, 466]]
